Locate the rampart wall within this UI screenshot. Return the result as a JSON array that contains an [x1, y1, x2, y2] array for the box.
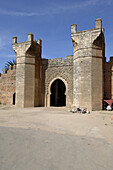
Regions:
[[0, 65, 16, 105]]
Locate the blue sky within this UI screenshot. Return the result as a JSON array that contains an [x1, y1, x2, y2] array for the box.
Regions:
[[0, 0, 113, 73]]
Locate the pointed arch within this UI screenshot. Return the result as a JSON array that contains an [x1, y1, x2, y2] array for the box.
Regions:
[[46, 77, 68, 107]]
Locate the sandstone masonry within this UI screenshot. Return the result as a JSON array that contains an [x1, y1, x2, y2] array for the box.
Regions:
[[0, 18, 112, 110], [0, 65, 16, 104]]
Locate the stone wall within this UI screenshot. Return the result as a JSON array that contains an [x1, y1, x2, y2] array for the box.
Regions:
[[71, 18, 105, 111], [0, 18, 112, 111], [0, 65, 16, 105], [43, 56, 73, 107], [13, 33, 42, 107], [104, 57, 113, 99]]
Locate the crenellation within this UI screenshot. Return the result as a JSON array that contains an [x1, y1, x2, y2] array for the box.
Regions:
[[48, 58, 62, 64], [3, 69, 7, 74], [0, 65, 16, 79], [28, 32, 34, 42], [95, 18, 102, 29], [13, 64, 16, 69], [37, 39, 42, 46], [12, 36, 17, 44], [8, 65, 13, 70], [47, 55, 73, 67], [71, 24, 77, 34], [65, 55, 73, 60]]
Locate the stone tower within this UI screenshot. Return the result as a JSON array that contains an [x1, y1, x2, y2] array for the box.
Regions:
[[71, 18, 105, 110], [12, 33, 42, 107]]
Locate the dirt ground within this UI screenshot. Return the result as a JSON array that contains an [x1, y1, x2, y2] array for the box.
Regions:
[[0, 105, 113, 170], [0, 105, 113, 145]]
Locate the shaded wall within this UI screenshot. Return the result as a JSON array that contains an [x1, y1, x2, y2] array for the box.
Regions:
[[104, 57, 113, 99]]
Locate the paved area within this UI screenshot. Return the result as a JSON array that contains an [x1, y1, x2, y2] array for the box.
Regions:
[[0, 105, 113, 170]]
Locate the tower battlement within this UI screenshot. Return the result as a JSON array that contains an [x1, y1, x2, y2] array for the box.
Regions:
[[12, 33, 42, 46], [71, 18, 102, 35], [12, 33, 42, 108], [71, 18, 105, 110], [0, 65, 16, 78]]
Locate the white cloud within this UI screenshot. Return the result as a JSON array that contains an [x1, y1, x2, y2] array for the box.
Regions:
[[0, 0, 112, 17], [0, 9, 47, 16], [55, 0, 99, 11]]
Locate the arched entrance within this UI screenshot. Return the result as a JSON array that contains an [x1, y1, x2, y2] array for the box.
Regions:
[[50, 79, 66, 106]]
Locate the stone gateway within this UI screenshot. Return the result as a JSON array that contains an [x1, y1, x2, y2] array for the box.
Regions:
[[0, 19, 112, 111]]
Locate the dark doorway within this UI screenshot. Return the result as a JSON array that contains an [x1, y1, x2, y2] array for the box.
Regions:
[[13, 93, 16, 105], [50, 79, 66, 106]]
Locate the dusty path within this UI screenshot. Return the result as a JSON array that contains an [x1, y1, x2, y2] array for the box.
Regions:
[[0, 106, 113, 144], [0, 106, 113, 170]]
